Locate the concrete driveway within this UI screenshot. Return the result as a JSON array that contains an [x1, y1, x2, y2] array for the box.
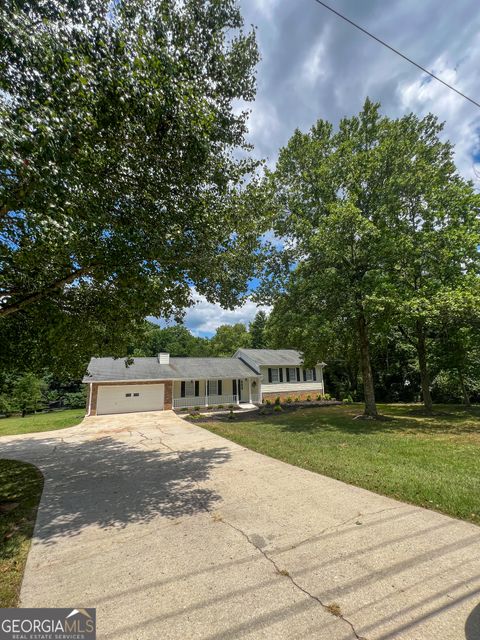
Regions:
[[1, 411, 479, 640]]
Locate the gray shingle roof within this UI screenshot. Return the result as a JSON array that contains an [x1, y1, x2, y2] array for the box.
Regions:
[[236, 349, 306, 366], [83, 357, 258, 383]]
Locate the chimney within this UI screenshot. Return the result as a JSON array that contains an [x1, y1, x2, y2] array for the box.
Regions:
[[158, 352, 170, 365]]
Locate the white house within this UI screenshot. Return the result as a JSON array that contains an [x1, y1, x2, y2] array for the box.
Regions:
[[83, 349, 326, 416]]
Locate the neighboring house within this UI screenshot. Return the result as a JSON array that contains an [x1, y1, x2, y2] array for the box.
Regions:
[[83, 349, 325, 416]]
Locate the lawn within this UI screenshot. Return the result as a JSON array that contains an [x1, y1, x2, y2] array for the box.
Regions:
[[0, 409, 84, 438], [0, 460, 43, 606], [199, 403, 480, 526]]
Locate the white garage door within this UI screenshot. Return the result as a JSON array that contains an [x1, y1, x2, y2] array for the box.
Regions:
[[96, 384, 164, 415]]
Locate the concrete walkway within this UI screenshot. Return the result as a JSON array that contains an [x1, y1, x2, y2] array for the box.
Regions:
[[1, 411, 479, 639]]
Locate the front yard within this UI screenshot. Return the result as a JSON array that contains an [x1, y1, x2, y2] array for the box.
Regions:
[[0, 460, 43, 606], [0, 409, 84, 438], [198, 403, 480, 526]]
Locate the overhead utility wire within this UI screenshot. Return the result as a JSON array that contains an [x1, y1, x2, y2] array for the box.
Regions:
[[312, 0, 480, 109]]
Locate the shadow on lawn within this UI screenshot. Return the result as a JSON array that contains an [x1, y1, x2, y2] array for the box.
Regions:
[[0, 436, 230, 544], [273, 405, 480, 437]]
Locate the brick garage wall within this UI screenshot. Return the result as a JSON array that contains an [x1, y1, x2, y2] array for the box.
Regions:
[[88, 380, 173, 415], [262, 390, 323, 403]]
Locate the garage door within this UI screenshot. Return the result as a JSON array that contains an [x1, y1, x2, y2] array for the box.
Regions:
[[96, 384, 164, 415]]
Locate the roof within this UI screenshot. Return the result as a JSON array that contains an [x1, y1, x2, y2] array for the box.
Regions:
[[83, 357, 259, 383], [236, 349, 325, 368]]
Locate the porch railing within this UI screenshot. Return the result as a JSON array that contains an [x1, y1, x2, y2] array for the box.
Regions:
[[173, 394, 239, 409]]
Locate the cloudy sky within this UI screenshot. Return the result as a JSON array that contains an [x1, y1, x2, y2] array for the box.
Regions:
[[166, 0, 480, 336]]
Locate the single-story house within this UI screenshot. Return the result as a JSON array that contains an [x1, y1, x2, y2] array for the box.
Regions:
[[83, 349, 326, 416]]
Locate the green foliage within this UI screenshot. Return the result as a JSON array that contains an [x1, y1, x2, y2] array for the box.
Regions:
[[274, 396, 281, 405], [0, 0, 264, 376], [11, 374, 47, 416], [250, 311, 268, 348], [0, 395, 13, 416], [131, 323, 211, 357], [342, 395, 353, 404], [209, 323, 251, 357], [286, 397, 293, 404], [264, 399, 272, 406], [273, 404, 282, 412], [63, 389, 87, 409]]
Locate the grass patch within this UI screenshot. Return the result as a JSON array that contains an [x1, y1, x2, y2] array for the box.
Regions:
[[0, 460, 43, 606], [200, 403, 480, 526], [0, 409, 84, 438]]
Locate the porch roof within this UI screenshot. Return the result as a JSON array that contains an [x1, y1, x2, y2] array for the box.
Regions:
[[83, 357, 259, 383]]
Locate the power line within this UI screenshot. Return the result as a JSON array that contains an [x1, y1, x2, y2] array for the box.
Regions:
[[312, 0, 480, 109]]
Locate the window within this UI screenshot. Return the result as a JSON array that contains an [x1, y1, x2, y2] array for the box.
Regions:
[[125, 393, 132, 397], [185, 381, 195, 397], [133, 393, 139, 397], [270, 368, 279, 383], [288, 367, 297, 382], [305, 369, 314, 382], [207, 380, 218, 395]]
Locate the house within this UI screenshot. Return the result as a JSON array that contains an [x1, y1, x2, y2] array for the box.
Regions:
[[83, 349, 325, 416]]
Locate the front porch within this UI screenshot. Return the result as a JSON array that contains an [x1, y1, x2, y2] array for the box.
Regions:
[[172, 377, 261, 409]]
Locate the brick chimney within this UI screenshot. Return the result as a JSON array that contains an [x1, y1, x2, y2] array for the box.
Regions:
[[158, 352, 170, 364]]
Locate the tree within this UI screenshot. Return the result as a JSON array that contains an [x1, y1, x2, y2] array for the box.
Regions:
[[131, 322, 211, 357], [12, 373, 47, 417], [263, 99, 480, 416], [210, 323, 250, 357], [265, 100, 398, 417], [0, 0, 263, 374], [249, 311, 268, 348]]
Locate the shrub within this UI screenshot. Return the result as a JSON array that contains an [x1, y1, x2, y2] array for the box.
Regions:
[[0, 394, 14, 417], [194, 406, 201, 411], [286, 397, 293, 404], [323, 393, 331, 401], [207, 406, 214, 410], [342, 395, 353, 404], [274, 404, 283, 412], [63, 390, 87, 409], [294, 397, 300, 403], [180, 407, 188, 412], [217, 404, 224, 409], [274, 396, 281, 406], [265, 399, 271, 406], [228, 404, 235, 409], [227, 409, 235, 420], [306, 395, 311, 402]]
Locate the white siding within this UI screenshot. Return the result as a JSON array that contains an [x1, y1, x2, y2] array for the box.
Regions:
[[261, 382, 324, 394]]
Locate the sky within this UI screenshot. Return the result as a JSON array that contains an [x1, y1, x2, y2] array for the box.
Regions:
[[161, 0, 480, 337]]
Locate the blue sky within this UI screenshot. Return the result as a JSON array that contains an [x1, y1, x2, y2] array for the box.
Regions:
[[163, 0, 480, 336]]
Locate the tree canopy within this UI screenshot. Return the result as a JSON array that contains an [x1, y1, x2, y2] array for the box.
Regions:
[[0, 0, 264, 374]]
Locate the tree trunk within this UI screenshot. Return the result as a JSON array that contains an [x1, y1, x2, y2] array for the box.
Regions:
[[416, 322, 433, 413], [357, 311, 378, 417], [458, 370, 471, 407]]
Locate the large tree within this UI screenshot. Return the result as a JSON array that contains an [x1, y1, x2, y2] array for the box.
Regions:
[[249, 310, 268, 348], [0, 0, 263, 373], [210, 322, 250, 356], [263, 99, 480, 416]]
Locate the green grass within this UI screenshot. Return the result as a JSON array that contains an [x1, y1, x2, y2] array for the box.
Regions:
[[0, 409, 84, 438], [200, 403, 480, 526], [0, 460, 43, 606]]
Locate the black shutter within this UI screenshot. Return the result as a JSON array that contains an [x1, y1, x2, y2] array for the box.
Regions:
[[286, 368, 290, 382], [296, 368, 300, 382], [195, 381, 199, 396], [181, 381, 185, 398], [313, 368, 317, 381], [303, 369, 306, 381], [218, 380, 222, 395], [279, 368, 283, 382], [233, 379, 237, 395], [268, 368, 272, 382]]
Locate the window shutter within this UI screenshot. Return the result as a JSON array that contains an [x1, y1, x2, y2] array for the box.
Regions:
[[195, 381, 199, 396], [233, 379, 237, 395], [218, 380, 222, 395], [279, 368, 283, 382], [303, 369, 306, 381], [268, 368, 272, 383], [296, 368, 300, 382], [286, 368, 290, 382], [181, 381, 185, 398], [313, 368, 317, 381]]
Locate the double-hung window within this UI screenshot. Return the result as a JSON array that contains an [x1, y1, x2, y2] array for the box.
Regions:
[[270, 368, 280, 383], [288, 367, 297, 382], [305, 368, 314, 382], [185, 381, 195, 397]]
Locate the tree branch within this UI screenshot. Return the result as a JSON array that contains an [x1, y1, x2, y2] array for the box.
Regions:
[[0, 267, 93, 318]]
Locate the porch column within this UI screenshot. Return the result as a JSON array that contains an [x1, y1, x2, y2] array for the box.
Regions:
[[248, 379, 252, 403], [205, 379, 209, 407]]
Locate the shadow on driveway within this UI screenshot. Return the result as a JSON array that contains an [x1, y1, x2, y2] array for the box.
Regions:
[[0, 435, 230, 544]]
